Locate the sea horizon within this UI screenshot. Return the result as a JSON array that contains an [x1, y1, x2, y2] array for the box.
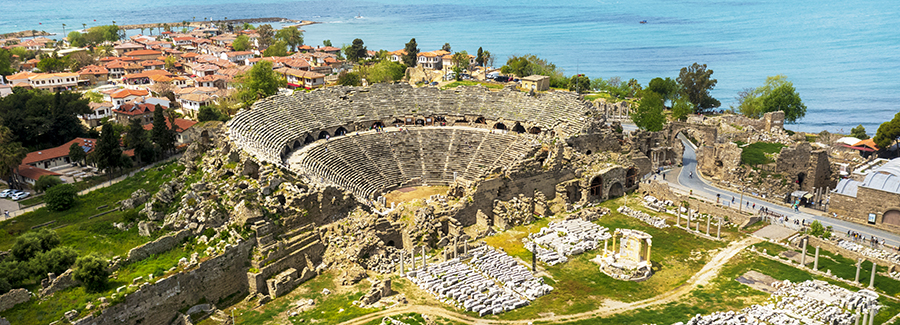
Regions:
[[2, 0, 898, 135]]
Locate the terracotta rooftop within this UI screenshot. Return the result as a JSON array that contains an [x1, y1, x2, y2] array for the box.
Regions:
[[23, 138, 97, 165]]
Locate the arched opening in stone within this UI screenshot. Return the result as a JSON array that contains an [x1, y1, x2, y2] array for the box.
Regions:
[[608, 182, 625, 198], [528, 126, 541, 134], [387, 240, 395, 247], [474, 117, 486, 124], [589, 176, 603, 199], [586, 150, 593, 155], [372, 121, 385, 129], [292, 140, 302, 149], [797, 172, 806, 187], [566, 183, 582, 203], [200, 130, 210, 145], [626, 167, 638, 188], [392, 118, 404, 126], [884, 210, 900, 226], [318, 130, 331, 140], [512, 123, 526, 133], [415, 119, 424, 126], [304, 133, 315, 144], [494, 122, 507, 130], [335, 126, 348, 136]]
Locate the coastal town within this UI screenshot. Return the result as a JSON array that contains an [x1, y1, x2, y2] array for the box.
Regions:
[[0, 17, 899, 325]]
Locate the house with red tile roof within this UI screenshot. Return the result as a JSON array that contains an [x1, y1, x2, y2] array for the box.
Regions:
[[115, 43, 146, 56], [316, 46, 341, 55], [113, 101, 157, 125], [140, 59, 166, 71], [77, 65, 110, 85], [141, 118, 199, 145], [82, 102, 114, 128], [17, 164, 62, 185], [221, 51, 254, 64], [106, 88, 150, 107], [389, 49, 407, 63], [23, 138, 97, 170], [277, 68, 325, 90], [127, 49, 164, 61]]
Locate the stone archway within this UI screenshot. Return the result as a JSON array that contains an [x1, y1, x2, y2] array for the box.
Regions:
[[372, 121, 384, 129], [200, 130, 210, 145], [512, 123, 526, 134], [494, 122, 507, 130], [335, 126, 348, 136], [292, 140, 302, 149], [318, 130, 331, 140], [475, 117, 486, 124], [884, 210, 900, 226], [797, 172, 806, 188], [608, 182, 625, 198], [626, 167, 638, 188], [304, 133, 315, 144], [589, 176, 603, 199], [415, 118, 425, 126], [528, 126, 541, 134]]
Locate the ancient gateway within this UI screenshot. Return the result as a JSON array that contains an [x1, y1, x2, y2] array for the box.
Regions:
[[227, 83, 641, 217]]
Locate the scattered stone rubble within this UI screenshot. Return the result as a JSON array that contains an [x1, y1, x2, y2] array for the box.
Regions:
[[406, 245, 551, 316], [617, 206, 669, 228], [835, 239, 900, 265], [674, 280, 880, 325], [523, 218, 611, 265]]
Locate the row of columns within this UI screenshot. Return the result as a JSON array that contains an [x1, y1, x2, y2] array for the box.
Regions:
[[399, 236, 472, 275], [675, 204, 721, 239], [800, 238, 878, 288]]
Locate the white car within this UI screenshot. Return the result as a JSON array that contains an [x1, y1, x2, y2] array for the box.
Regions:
[[0, 189, 12, 198], [10, 191, 29, 201]]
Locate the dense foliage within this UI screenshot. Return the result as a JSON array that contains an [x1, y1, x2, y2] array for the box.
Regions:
[[34, 175, 63, 193], [0, 88, 91, 150], [736, 75, 807, 123], [235, 60, 286, 106], [232, 35, 250, 51], [345, 38, 367, 62], [402, 38, 419, 67], [631, 91, 666, 132], [73, 253, 110, 292], [0, 229, 77, 292], [0, 48, 15, 76], [67, 25, 121, 48], [275, 27, 303, 52], [336, 71, 362, 86], [198, 105, 229, 122], [500, 54, 567, 88], [45, 183, 78, 211], [677, 63, 720, 113], [874, 111, 900, 150], [851, 124, 869, 140]]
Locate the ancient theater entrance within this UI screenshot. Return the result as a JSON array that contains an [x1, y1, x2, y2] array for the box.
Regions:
[[626, 167, 638, 188], [589, 176, 603, 200], [608, 182, 624, 198]]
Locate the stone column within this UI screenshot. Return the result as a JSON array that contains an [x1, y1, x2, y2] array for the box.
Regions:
[[676, 207, 681, 226], [645, 241, 651, 262], [854, 312, 859, 325], [454, 237, 458, 260], [696, 216, 701, 232], [870, 261, 877, 289], [686, 209, 690, 229], [862, 310, 868, 325], [400, 253, 405, 275], [532, 241, 537, 273], [716, 217, 721, 239], [801, 239, 807, 267], [706, 217, 711, 236], [870, 308, 876, 325], [856, 258, 862, 283], [814, 246, 820, 270], [604, 238, 608, 254], [422, 246, 427, 269], [464, 241, 468, 256]]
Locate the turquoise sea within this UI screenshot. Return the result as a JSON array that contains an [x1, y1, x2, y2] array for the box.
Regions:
[[2, 0, 898, 134]]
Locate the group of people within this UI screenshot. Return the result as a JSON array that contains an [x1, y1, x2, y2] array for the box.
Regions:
[[848, 230, 888, 249]]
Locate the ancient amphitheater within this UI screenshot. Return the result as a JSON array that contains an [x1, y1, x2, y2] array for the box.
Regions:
[[227, 83, 598, 201]]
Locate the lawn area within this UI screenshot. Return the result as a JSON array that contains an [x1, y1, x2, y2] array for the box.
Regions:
[[441, 80, 502, 90], [479, 195, 729, 320], [740, 141, 786, 166], [0, 161, 184, 258]]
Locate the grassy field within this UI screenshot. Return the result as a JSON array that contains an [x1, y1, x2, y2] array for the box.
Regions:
[[0, 162, 184, 257], [739, 142, 786, 166], [361, 313, 464, 325]]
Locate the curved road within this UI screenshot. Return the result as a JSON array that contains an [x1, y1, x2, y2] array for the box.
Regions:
[[674, 134, 900, 247]]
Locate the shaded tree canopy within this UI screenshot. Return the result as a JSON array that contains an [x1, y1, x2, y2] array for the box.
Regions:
[[851, 124, 869, 140], [275, 27, 303, 52], [874, 112, 900, 150], [736, 75, 806, 122], [632, 91, 666, 132], [261, 40, 288, 57], [647, 77, 679, 106], [402, 38, 419, 67], [345, 38, 367, 62], [232, 34, 250, 51], [256, 24, 275, 49], [500, 54, 567, 88], [0, 88, 91, 150], [677, 63, 720, 113], [236, 60, 286, 106]]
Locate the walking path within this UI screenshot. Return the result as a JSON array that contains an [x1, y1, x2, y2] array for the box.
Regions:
[[2, 155, 181, 220], [338, 237, 760, 325]]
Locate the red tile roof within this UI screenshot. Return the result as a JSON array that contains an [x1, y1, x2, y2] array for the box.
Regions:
[[128, 49, 163, 56], [114, 102, 156, 116], [142, 118, 197, 133], [78, 65, 109, 75], [18, 164, 61, 181], [23, 138, 97, 165], [110, 89, 150, 99]]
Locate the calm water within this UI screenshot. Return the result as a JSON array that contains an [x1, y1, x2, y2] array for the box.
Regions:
[[2, 0, 898, 134]]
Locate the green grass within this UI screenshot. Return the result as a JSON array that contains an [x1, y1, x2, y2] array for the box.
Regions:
[[361, 313, 464, 325], [740, 142, 786, 166], [479, 195, 729, 320], [0, 162, 184, 258], [441, 80, 503, 90]]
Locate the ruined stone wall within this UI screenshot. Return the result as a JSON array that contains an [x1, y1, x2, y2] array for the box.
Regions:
[[125, 230, 191, 264], [0, 289, 30, 313], [775, 143, 834, 193], [638, 181, 761, 227], [800, 235, 900, 271], [566, 130, 623, 156], [85, 239, 254, 325], [696, 142, 742, 180], [282, 185, 359, 226], [666, 121, 718, 147]]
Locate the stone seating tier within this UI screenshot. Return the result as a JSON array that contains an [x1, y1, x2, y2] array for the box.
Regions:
[[228, 83, 593, 164], [288, 127, 536, 201]]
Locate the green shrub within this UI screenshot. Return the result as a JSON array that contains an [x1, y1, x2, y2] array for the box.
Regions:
[[34, 175, 64, 193], [11, 228, 60, 261], [73, 254, 109, 292], [0, 277, 10, 294], [30, 246, 78, 277], [45, 183, 78, 211]]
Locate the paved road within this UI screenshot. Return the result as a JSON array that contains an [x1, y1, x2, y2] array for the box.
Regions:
[[673, 134, 900, 247]]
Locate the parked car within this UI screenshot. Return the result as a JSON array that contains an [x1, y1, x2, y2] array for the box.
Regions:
[[494, 76, 510, 83], [0, 189, 13, 198], [10, 191, 29, 201]]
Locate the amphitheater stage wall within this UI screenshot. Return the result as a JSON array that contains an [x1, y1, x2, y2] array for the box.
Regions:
[[283, 185, 361, 226], [566, 132, 623, 157], [638, 180, 760, 228], [453, 170, 575, 226], [248, 238, 324, 297], [83, 239, 254, 325]]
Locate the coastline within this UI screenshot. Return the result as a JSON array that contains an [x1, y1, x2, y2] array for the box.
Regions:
[[115, 17, 319, 31], [0, 30, 52, 39]]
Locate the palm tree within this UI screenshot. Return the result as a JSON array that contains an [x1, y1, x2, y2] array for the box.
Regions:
[[112, 20, 116, 25], [82, 23, 86, 31], [140, 27, 144, 35], [62, 23, 66, 38]]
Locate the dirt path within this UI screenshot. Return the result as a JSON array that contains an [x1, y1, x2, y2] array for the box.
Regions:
[[339, 237, 761, 325]]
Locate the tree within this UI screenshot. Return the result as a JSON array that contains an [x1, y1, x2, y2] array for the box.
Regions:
[[34, 175, 63, 193], [501, 56, 531, 78], [67, 31, 86, 48], [11, 229, 60, 261], [261, 40, 288, 57], [568, 74, 590, 93], [402, 38, 419, 67], [631, 91, 666, 132], [451, 51, 470, 81], [481, 50, 492, 68], [851, 124, 869, 140], [336, 71, 362, 86], [36, 54, 68, 73], [677, 63, 720, 113], [73, 254, 109, 292], [151, 104, 176, 157], [275, 27, 303, 52], [761, 82, 806, 123], [874, 112, 900, 150], [67, 143, 85, 167], [360, 60, 406, 84], [125, 118, 154, 164], [31, 246, 77, 277], [647, 77, 679, 106], [256, 24, 274, 49], [345, 38, 367, 62], [0, 89, 91, 150], [808, 220, 831, 239], [475, 47, 484, 67], [671, 96, 694, 122], [66, 51, 94, 71], [500, 54, 566, 87], [164, 55, 177, 72], [45, 183, 78, 211], [0, 126, 26, 190], [442, 43, 451, 52], [93, 122, 125, 178], [198, 105, 228, 122], [236, 60, 286, 107], [323, 40, 332, 47], [232, 35, 250, 51]]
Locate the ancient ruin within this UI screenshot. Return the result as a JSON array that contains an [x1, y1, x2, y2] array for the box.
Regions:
[[595, 228, 653, 281]]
